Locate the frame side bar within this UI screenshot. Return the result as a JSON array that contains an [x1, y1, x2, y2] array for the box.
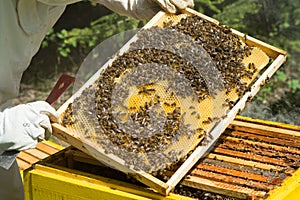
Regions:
[[166, 54, 286, 194]]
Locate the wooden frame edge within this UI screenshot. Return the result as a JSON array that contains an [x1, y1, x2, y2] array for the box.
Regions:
[[52, 123, 169, 195], [184, 8, 287, 59], [166, 54, 286, 193]]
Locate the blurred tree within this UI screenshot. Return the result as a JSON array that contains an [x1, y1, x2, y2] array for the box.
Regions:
[[213, 0, 300, 99], [215, 0, 300, 54], [44, 13, 144, 58], [193, 0, 224, 15]]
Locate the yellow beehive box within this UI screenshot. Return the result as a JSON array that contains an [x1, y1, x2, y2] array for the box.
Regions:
[[24, 117, 300, 200], [23, 151, 192, 200]]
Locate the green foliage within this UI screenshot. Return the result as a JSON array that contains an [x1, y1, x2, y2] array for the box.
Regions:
[[212, 0, 300, 100], [256, 68, 300, 103], [43, 13, 145, 58], [214, 0, 261, 30], [276, 71, 287, 82], [288, 79, 300, 93], [194, 0, 224, 15], [41, 28, 55, 48]]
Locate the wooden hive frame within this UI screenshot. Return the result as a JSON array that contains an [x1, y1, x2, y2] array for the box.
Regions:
[[52, 8, 287, 195]]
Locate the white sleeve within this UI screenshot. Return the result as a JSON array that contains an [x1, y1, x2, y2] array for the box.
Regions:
[[37, 0, 82, 6]]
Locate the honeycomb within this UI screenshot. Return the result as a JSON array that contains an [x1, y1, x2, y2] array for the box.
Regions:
[[62, 14, 269, 174]]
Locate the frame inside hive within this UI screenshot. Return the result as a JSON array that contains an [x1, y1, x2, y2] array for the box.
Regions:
[[179, 117, 300, 199], [52, 8, 287, 195]]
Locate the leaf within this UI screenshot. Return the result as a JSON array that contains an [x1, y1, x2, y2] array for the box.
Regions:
[[288, 79, 300, 92], [276, 71, 287, 82], [41, 40, 48, 48], [58, 47, 70, 57]]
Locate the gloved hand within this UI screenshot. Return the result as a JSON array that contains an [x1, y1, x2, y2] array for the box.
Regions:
[[93, 0, 194, 20], [0, 101, 60, 151], [153, 0, 194, 14]]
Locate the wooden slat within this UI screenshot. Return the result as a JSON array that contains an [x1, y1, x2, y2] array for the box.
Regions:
[[235, 116, 300, 132], [196, 163, 269, 183], [225, 130, 300, 148], [18, 151, 40, 164], [190, 168, 274, 191], [224, 136, 300, 155], [36, 142, 60, 155], [201, 158, 286, 178], [182, 175, 267, 199], [212, 147, 289, 167], [217, 140, 300, 163], [206, 153, 286, 172], [16, 158, 31, 171], [23, 149, 50, 160], [17, 141, 62, 171], [229, 120, 300, 140]]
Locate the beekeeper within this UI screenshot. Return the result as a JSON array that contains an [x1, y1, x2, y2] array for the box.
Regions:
[[0, 0, 194, 199]]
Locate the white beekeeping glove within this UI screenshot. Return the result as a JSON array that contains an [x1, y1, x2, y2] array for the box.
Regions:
[[93, 0, 194, 20], [153, 0, 194, 14], [0, 101, 60, 151]]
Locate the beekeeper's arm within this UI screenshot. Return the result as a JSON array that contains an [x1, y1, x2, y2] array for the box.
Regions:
[[38, 0, 194, 20], [91, 0, 194, 20], [0, 101, 60, 151], [0, 0, 194, 152]]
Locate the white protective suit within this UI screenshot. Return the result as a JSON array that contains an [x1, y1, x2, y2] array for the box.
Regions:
[[0, 0, 193, 199]]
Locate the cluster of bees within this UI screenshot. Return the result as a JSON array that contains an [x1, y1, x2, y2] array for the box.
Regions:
[[164, 15, 256, 96], [62, 14, 257, 174]]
